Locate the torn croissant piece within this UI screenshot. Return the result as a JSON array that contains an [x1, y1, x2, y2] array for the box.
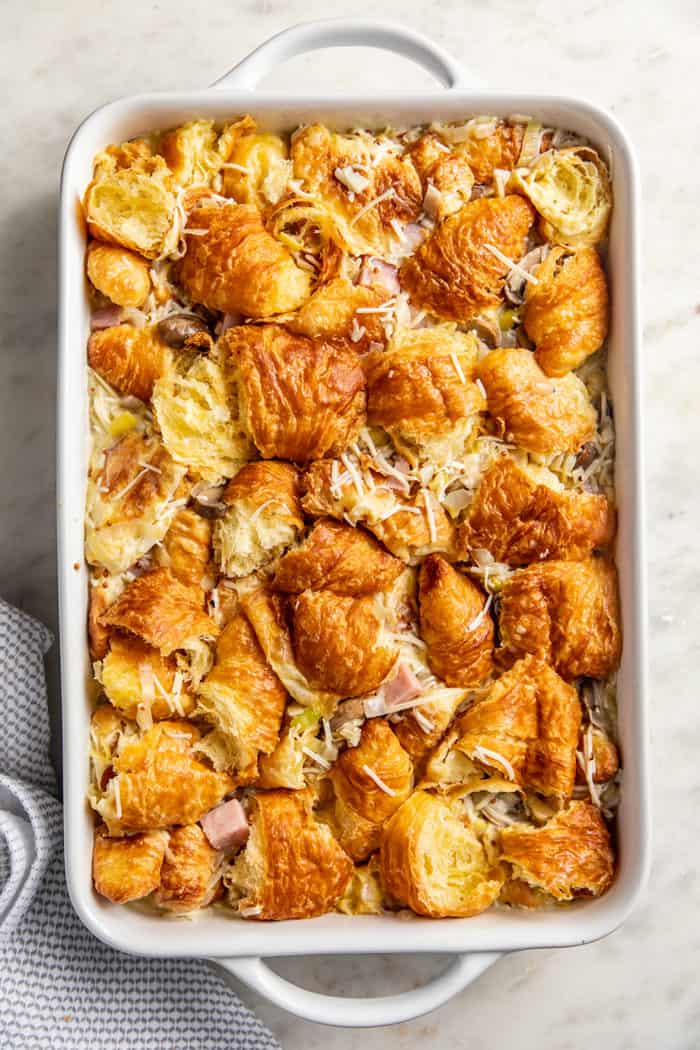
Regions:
[[152, 346, 253, 484], [101, 634, 196, 722], [272, 518, 403, 596], [241, 587, 342, 713], [454, 655, 581, 801], [85, 431, 188, 575], [225, 324, 366, 462], [196, 614, 287, 780], [88, 324, 169, 402], [498, 557, 622, 680], [499, 800, 614, 900], [400, 196, 535, 324], [92, 827, 167, 903], [418, 555, 494, 687], [291, 590, 398, 698], [284, 275, 390, 348], [449, 121, 526, 184], [370, 489, 457, 565], [160, 119, 227, 187], [99, 567, 218, 656], [177, 201, 310, 317], [88, 574, 126, 660], [364, 327, 486, 465], [499, 878, 556, 910], [336, 858, 386, 915], [226, 789, 353, 920], [93, 721, 234, 834], [576, 725, 620, 785], [290, 123, 423, 255], [459, 456, 615, 565], [324, 719, 413, 862], [155, 508, 212, 590], [154, 823, 224, 913], [523, 246, 609, 377], [410, 134, 475, 218], [379, 791, 504, 918], [512, 146, 612, 247], [220, 119, 291, 209], [477, 347, 597, 454], [84, 144, 178, 259], [86, 242, 152, 308], [213, 460, 304, 578], [256, 713, 320, 790]]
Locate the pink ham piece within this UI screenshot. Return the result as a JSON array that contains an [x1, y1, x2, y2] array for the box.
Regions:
[[358, 256, 400, 295], [90, 306, 123, 331], [403, 223, 427, 251], [200, 798, 249, 853], [382, 663, 423, 710]]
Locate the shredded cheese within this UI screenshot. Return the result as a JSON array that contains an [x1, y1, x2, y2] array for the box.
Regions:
[[472, 744, 516, 782], [112, 776, 122, 820], [220, 162, 250, 174], [423, 489, 437, 543], [350, 318, 366, 343], [483, 243, 539, 286], [449, 352, 467, 384], [413, 709, 434, 734], [340, 452, 364, 498], [111, 467, 152, 502], [335, 165, 370, 194], [467, 594, 493, 631], [239, 904, 263, 917], [350, 187, 395, 226], [475, 378, 487, 400], [301, 746, 331, 771], [362, 764, 396, 797]]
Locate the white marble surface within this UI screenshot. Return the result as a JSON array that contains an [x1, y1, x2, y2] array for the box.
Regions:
[[1, 0, 698, 1046]]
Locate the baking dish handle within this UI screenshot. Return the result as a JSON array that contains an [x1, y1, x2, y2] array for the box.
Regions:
[[214, 951, 500, 1027], [211, 19, 478, 92]]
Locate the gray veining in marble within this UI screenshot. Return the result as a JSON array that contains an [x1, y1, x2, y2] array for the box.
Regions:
[[1, 0, 699, 1046]]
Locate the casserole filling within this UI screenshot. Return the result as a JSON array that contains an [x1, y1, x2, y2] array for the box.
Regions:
[[83, 114, 620, 920]]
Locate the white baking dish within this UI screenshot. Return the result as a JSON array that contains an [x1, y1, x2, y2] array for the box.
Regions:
[[57, 19, 650, 1027]]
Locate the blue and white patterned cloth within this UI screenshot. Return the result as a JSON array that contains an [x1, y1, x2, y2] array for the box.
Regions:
[[0, 599, 281, 1050]]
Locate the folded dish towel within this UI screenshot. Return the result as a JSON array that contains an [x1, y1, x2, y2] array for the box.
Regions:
[[0, 598, 280, 1050]]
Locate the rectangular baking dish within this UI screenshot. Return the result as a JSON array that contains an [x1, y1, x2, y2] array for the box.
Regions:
[[57, 19, 650, 1027]]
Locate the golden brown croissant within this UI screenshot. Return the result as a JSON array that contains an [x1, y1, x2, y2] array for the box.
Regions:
[[336, 858, 386, 915], [87, 241, 152, 308], [418, 555, 494, 686], [154, 823, 224, 913], [88, 324, 169, 402], [369, 490, 457, 565], [285, 275, 390, 348], [88, 574, 126, 660], [459, 456, 615, 565], [379, 791, 504, 917], [177, 201, 310, 317], [155, 508, 212, 590], [499, 800, 614, 899], [325, 719, 413, 861], [92, 827, 167, 903], [225, 324, 366, 462], [575, 724, 620, 785], [523, 246, 609, 377], [93, 721, 234, 834], [214, 460, 304, 578], [364, 327, 485, 464], [455, 655, 581, 800], [84, 145, 178, 259], [241, 587, 342, 712], [400, 196, 535, 323], [392, 686, 468, 771], [499, 877, 555, 910], [292, 590, 398, 698], [498, 557, 622, 680], [410, 134, 474, 218], [477, 347, 596, 454], [290, 123, 422, 255], [85, 431, 188, 574], [273, 518, 403, 596], [101, 634, 196, 722], [227, 789, 353, 920], [100, 567, 218, 656], [196, 613, 287, 780], [451, 121, 527, 184]]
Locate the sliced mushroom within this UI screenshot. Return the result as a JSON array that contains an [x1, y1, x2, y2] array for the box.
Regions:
[[157, 313, 211, 349], [504, 246, 550, 306], [191, 481, 227, 519]]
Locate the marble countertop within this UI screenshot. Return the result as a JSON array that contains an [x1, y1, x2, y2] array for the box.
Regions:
[[1, 0, 697, 1046]]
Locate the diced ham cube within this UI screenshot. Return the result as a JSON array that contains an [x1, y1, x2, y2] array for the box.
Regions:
[[383, 663, 423, 709], [358, 256, 400, 295], [200, 798, 249, 853]]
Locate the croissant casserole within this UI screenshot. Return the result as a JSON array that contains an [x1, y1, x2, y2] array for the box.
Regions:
[[83, 110, 621, 923]]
